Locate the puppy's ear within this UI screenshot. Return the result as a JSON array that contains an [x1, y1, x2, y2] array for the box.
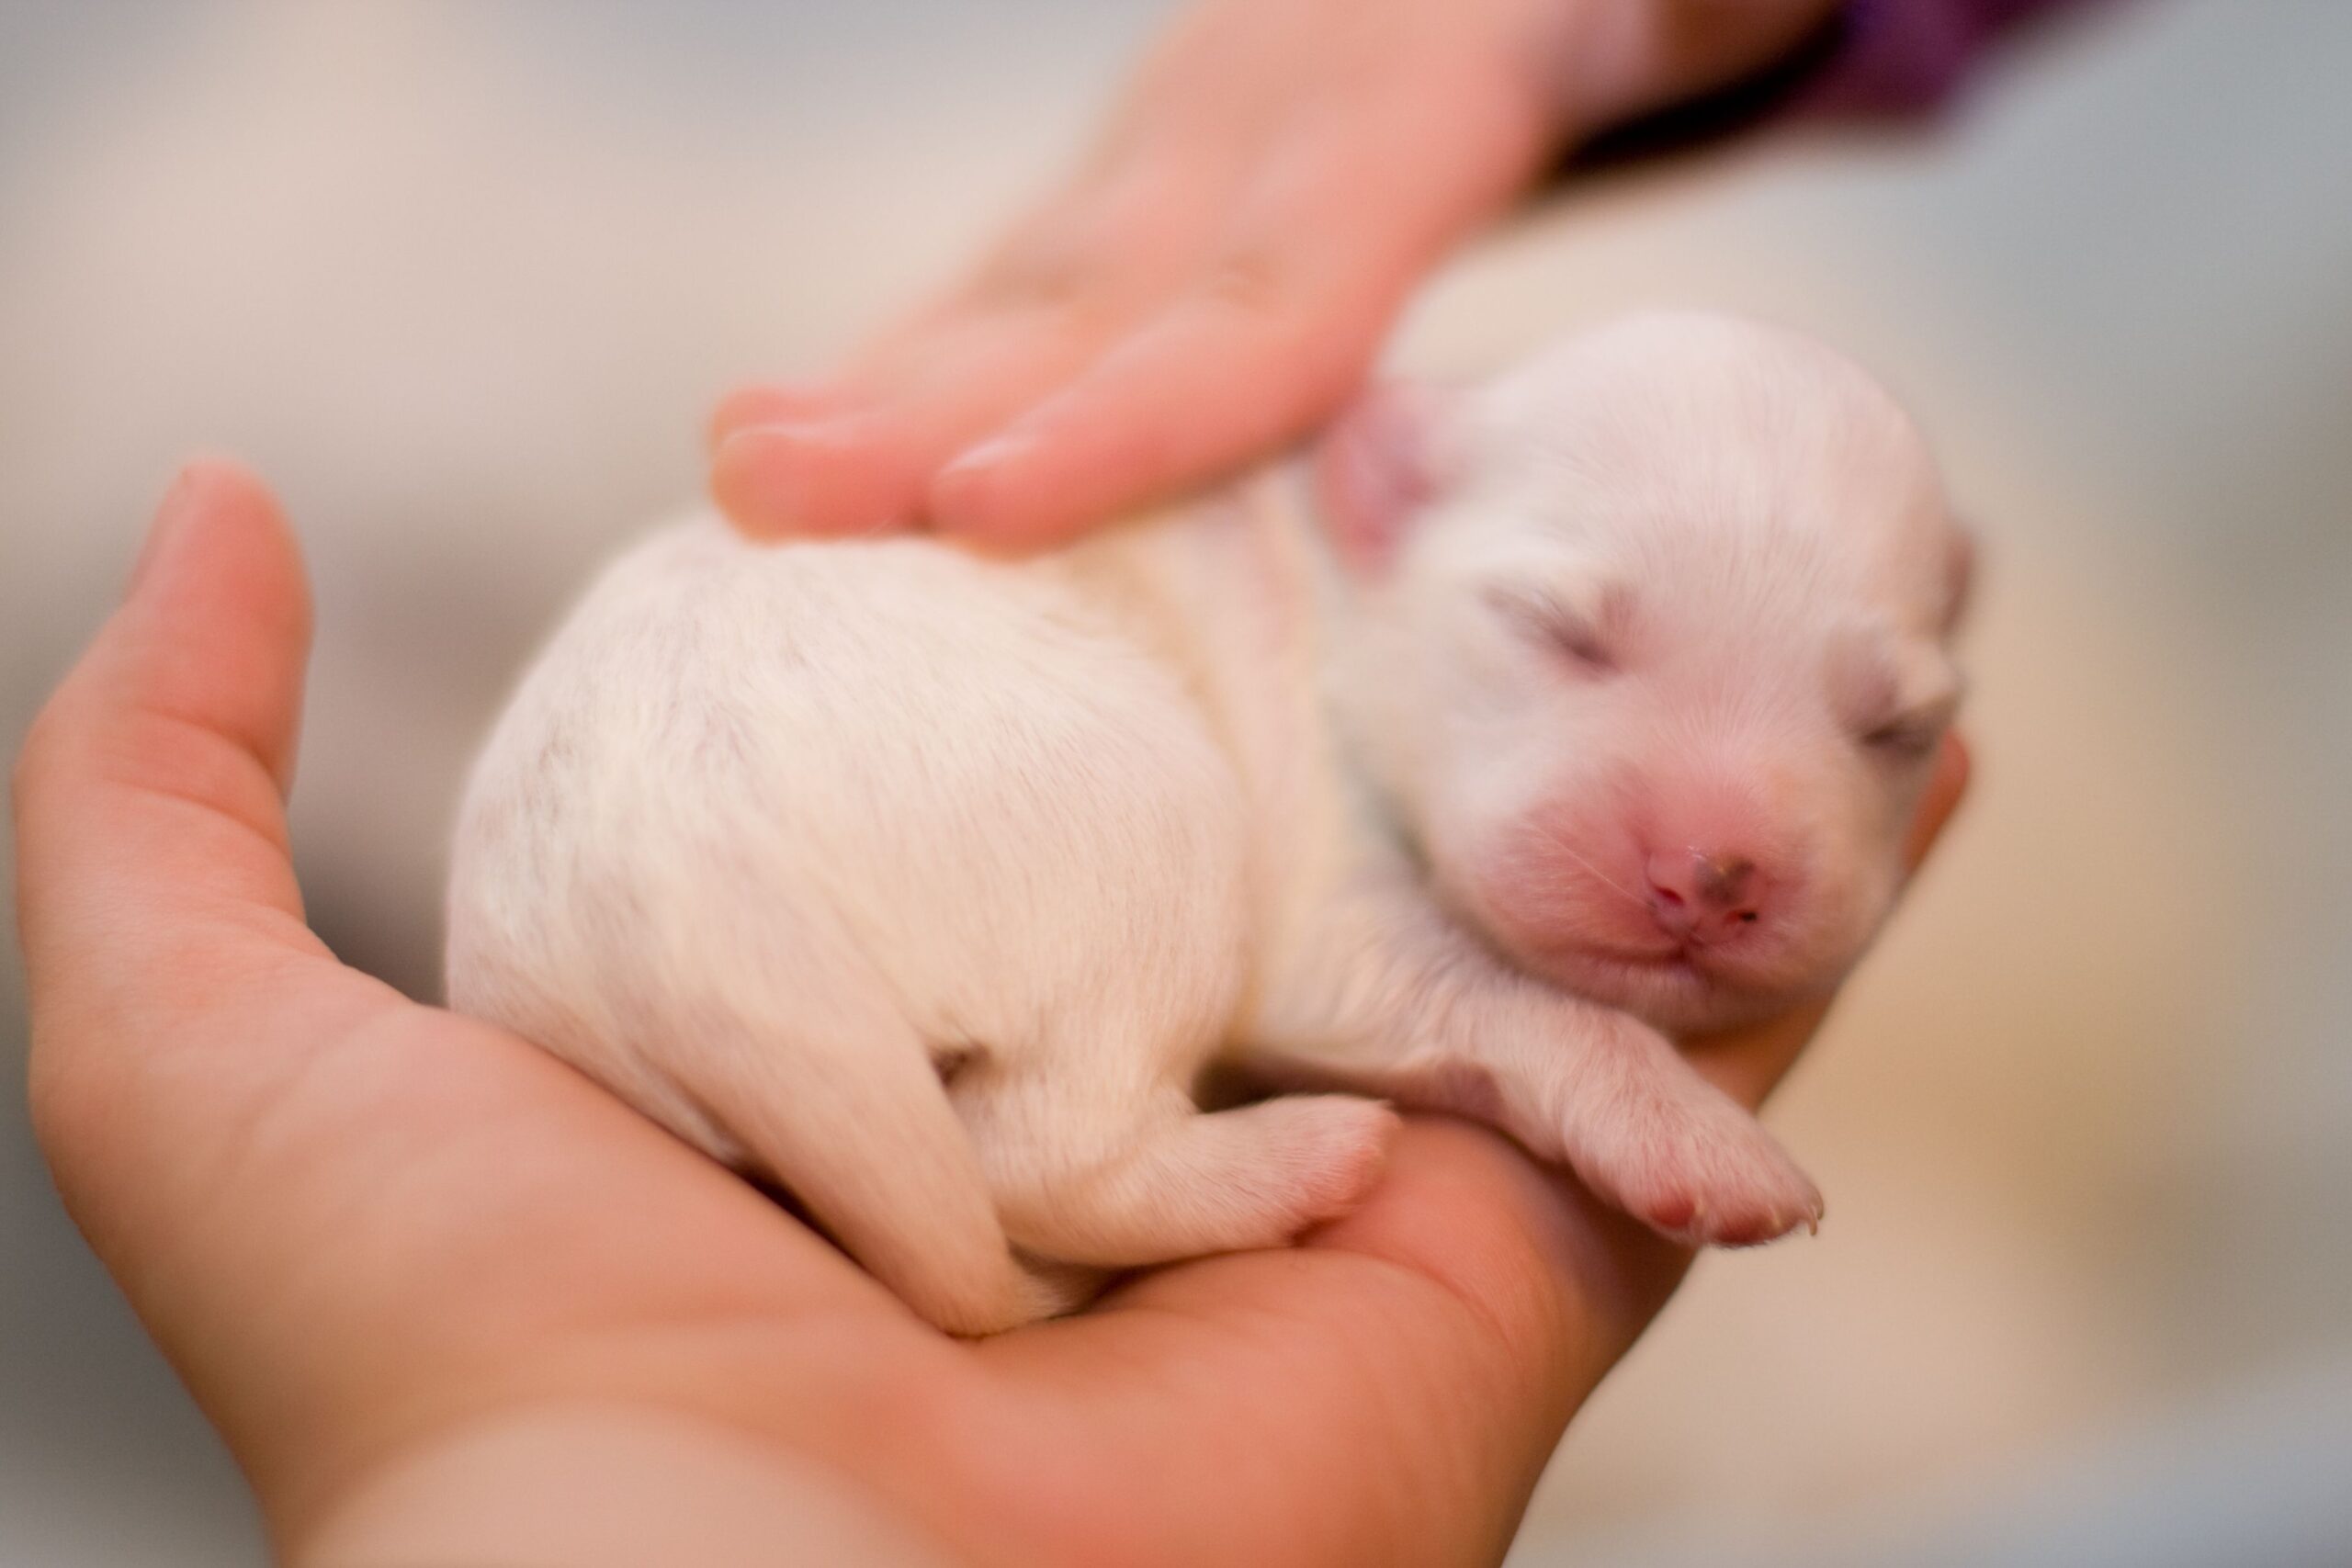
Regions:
[[1313, 381, 1461, 574], [1940, 519, 1978, 637]]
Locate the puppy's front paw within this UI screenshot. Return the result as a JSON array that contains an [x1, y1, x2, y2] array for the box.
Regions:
[[1561, 1046, 1823, 1247]]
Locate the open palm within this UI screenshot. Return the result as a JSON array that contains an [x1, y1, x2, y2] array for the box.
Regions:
[[14, 463, 1963, 1564]]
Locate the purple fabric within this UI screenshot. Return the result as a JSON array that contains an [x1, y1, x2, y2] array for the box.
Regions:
[[1794, 0, 2104, 117], [1561, 0, 2114, 172]]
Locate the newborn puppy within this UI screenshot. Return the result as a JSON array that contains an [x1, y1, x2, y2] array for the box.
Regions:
[[446, 312, 1968, 1336]]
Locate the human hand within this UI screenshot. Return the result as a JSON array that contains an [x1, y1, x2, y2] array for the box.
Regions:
[[709, 0, 1841, 549], [15, 462, 1964, 1565]]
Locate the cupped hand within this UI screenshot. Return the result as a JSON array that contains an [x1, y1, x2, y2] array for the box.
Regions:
[[15, 463, 1964, 1565], [708, 0, 1840, 550]]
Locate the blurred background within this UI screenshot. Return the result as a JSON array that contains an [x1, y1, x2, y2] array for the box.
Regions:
[[3, 2, 2346, 1563]]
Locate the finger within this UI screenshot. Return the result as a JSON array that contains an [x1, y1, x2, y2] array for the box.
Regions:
[[707, 131, 1218, 467], [711, 142, 1235, 540], [926, 263, 1393, 547], [925, 73, 1542, 547], [14, 458, 325, 1007], [923, 130, 1406, 546], [1907, 728, 1972, 870], [13, 457, 387, 1304], [710, 303, 1118, 539], [705, 383, 832, 455]]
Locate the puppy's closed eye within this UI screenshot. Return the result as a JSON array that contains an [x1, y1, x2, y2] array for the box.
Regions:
[[1484, 585, 1618, 673], [1860, 694, 1958, 761]]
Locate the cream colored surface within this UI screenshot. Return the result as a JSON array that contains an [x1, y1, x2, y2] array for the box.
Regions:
[[3, 3, 2346, 1563]]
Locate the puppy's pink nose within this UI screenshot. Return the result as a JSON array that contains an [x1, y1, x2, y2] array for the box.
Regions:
[[1645, 849, 1765, 942]]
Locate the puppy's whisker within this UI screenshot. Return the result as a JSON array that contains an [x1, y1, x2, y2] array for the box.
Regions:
[[1537, 825, 1646, 912]]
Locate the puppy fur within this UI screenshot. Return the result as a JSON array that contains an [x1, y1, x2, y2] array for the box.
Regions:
[[446, 312, 1968, 1335]]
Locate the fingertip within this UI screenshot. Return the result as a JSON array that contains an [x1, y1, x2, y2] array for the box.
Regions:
[[130, 454, 288, 590], [130, 455, 307, 639], [929, 434, 1046, 544], [36, 452, 312, 807], [710, 424, 913, 540], [161, 451, 288, 539], [708, 428, 798, 536], [706, 383, 830, 455], [1937, 730, 1973, 811], [1905, 731, 1972, 871], [169, 450, 277, 505]]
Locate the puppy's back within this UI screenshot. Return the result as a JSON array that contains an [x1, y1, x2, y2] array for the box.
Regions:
[[443, 515, 1253, 1328]]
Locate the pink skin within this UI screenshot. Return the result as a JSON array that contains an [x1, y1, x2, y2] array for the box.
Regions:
[[1443, 711, 1918, 1037], [1468, 782, 1856, 1037], [1627, 780, 1788, 950], [705, 0, 1845, 549], [17, 460, 1966, 1564], [1300, 317, 1967, 1248], [1314, 334, 1957, 1044]]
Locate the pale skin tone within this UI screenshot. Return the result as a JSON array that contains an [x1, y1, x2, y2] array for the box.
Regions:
[[20, 3, 1974, 1560], [16, 461, 1963, 1563], [708, 0, 1845, 546]]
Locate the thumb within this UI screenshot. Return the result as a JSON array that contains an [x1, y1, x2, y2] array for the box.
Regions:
[[14, 457, 338, 1234], [115, 456, 312, 795], [15, 457, 316, 978]]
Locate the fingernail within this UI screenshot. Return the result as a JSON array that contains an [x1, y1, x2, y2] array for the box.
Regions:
[[932, 433, 1031, 532], [128, 461, 210, 596], [713, 422, 906, 537], [707, 383, 827, 453], [939, 432, 1031, 481], [710, 427, 803, 529]]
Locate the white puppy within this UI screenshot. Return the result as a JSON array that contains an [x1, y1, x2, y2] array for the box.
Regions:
[[446, 312, 1968, 1336]]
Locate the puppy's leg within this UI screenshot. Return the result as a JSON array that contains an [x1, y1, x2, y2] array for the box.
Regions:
[[646, 976, 1063, 1337], [1421, 1015, 1825, 1248], [1250, 883, 1822, 1247], [956, 1074, 1398, 1269]]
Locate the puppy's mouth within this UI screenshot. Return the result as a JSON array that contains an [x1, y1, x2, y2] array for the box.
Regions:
[[1525, 934, 1714, 998], [1579, 935, 1721, 973], [1459, 863, 1805, 1019], [1584, 943, 1717, 990]]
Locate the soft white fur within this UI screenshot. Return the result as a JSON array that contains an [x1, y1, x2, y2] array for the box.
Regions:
[[446, 312, 1966, 1335]]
